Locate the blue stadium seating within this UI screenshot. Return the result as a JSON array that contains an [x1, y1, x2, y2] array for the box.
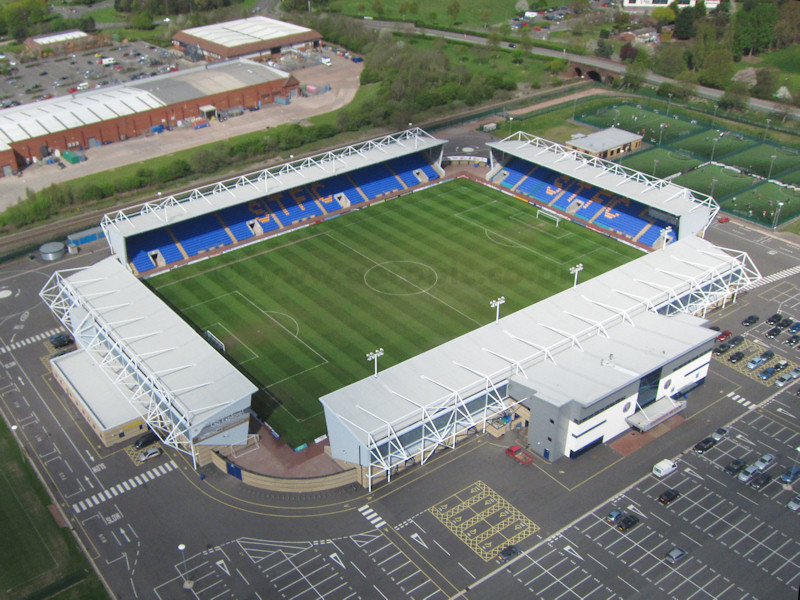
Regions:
[[349, 164, 403, 200], [128, 228, 184, 274], [218, 203, 258, 242], [313, 174, 363, 206], [265, 190, 324, 226], [388, 154, 425, 187], [169, 214, 234, 257]]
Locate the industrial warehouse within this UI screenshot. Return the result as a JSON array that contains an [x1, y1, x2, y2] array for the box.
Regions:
[[0, 59, 299, 176]]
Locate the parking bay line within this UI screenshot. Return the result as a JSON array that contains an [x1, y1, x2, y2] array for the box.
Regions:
[[742, 529, 778, 559], [524, 556, 569, 587], [757, 538, 793, 567], [535, 565, 581, 597]]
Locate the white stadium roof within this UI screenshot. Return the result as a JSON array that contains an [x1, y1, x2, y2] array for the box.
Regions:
[[178, 16, 314, 48], [566, 126, 642, 154], [320, 236, 759, 447], [488, 132, 717, 221], [41, 256, 257, 431]]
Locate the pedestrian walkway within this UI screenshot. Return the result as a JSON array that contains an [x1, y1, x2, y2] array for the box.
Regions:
[[72, 459, 178, 514], [742, 265, 800, 291], [0, 328, 63, 354], [726, 391, 755, 410], [358, 504, 387, 529]]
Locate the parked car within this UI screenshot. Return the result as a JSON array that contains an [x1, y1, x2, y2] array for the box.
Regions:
[[781, 466, 800, 484], [790, 366, 800, 380], [789, 322, 800, 334], [134, 431, 158, 450], [742, 315, 759, 326], [49, 332, 73, 348], [747, 350, 774, 370], [776, 373, 794, 387], [725, 458, 746, 476], [498, 545, 521, 562], [786, 334, 800, 347], [766, 327, 783, 339], [716, 330, 732, 342], [788, 494, 800, 512], [606, 509, 624, 524], [728, 351, 746, 364], [728, 335, 744, 348], [138, 446, 162, 462], [617, 514, 639, 532], [759, 366, 777, 380], [711, 427, 729, 442], [753, 453, 776, 471], [778, 317, 794, 329], [665, 546, 688, 565], [738, 464, 759, 483], [767, 313, 783, 325], [750, 473, 772, 491], [774, 360, 790, 372], [693, 437, 716, 454], [658, 489, 680, 505], [713, 342, 732, 355]]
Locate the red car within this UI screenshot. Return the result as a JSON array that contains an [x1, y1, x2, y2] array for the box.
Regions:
[[718, 216, 731, 223], [716, 330, 732, 342]]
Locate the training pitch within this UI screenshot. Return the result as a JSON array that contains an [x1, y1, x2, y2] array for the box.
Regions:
[[150, 179, 643, 445]]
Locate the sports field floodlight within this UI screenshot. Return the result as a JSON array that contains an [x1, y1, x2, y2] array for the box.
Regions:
[[490, 296, 506, 323], [710, 177, 718, 197], [667, 92, 673, 116], [763, 118, 771, 141], [773, 202, 784, 230], [178, 543, 193, 589], [658, 122, 666, 145], [366, 348, 384, 378], [710, 137, 719, 161], [652, 159, 659, 176], [570, 264, 584, 289], [768, 154, 777, 180]]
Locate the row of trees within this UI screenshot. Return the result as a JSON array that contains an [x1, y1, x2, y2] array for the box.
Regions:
[[113, 0, 234, 16]]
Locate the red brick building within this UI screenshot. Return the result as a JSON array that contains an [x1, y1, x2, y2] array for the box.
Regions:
[[0, 59, 299, 176]]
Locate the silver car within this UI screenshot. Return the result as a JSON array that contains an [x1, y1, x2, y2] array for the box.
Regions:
[[788, 494, 800, 512], [738, 464, 759, 483], [665, 546, 688, 564], [753, 453, 776, 471]]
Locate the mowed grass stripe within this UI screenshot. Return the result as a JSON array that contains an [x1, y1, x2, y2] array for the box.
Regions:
[[151, 178, 642, 445]]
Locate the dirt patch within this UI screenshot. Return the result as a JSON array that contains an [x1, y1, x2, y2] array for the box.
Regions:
[[48, 503, 69, 528]]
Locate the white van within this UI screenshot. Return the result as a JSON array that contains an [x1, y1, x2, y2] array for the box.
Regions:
[[653, 459, 677, 478], [320, 56, 332, 67], [77, 82, 89, 90]]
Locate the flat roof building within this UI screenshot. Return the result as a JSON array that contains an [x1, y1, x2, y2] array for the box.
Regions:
[[24, 30, 97, 56], [172, 16, 322, 61], [564, 127, 643, 159]]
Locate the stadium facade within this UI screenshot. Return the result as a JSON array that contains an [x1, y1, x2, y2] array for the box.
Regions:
[[40, 128, 759, 487]]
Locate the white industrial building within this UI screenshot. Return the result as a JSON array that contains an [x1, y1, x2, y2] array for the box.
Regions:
[[40, 257, 258, 466], [320, 237, 759, 489]]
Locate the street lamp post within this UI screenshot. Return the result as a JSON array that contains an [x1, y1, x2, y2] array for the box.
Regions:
[[773, 201, 784, 230], [490, 296, 506, 323], [366, 348, 384, 378], [768, 154, 777, 179], [178, 544, 193, 590], [508, 116, 513, 136], [652, 159, 659, 177], [710, 177, 718, 197], [570, 263, 584, 288], [763, 118, 771, 141], [666, 92, 673, 116]]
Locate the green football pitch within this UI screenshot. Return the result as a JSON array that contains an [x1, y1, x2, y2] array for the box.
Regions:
[[150, 179, 643, 446]]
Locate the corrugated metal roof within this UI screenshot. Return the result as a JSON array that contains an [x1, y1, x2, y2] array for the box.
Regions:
[[179, 16, 313, 48], [31, 30, 88, 45], [567, 126, 642, 153]]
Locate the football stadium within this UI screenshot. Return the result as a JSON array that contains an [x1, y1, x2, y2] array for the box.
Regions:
[[40, 128, 759, 488]]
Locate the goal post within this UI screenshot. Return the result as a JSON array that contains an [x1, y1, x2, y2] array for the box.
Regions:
[[536, 208, 561, 227], [204, 330, 226, 353]]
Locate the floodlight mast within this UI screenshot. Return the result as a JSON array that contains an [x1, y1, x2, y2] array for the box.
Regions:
[[490, 296, 506, 323], [570, 264, 584, 288], [366, 348, 384, 378]]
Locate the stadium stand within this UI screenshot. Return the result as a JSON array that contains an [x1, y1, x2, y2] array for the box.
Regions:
[[169, 214, 234, 258], [125, 153, 442, 274], [497, 159, 676, 249]]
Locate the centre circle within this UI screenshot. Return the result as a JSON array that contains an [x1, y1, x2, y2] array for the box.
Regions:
[[461, 146, 476, 153], [364, 261, 438, 296]]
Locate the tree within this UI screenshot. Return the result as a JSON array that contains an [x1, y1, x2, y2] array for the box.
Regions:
[[698, 48, 734, 89], [371, 0, 384, 17], [674, 6, 695, 40], [775, 0, 800, 47], [621, 61, 647, 90], [446, 0, 459, 24], [752, 68, 779, 99], [693, 0, 706, 20], [652, 6, 675, 23], [613, 11, 630, 30], [718, 80, 749, 111], [619, 42, 637, 62], [692, 20, 718, 70], [733, 2, 777, 56], [595, 39, 613, 59], [653, 42, 687, 77]]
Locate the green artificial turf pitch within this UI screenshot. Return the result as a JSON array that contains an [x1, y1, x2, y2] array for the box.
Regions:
[[150, 179, 642, 446], [616, 147, 702, 179], [672, 164, 759, 200]]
